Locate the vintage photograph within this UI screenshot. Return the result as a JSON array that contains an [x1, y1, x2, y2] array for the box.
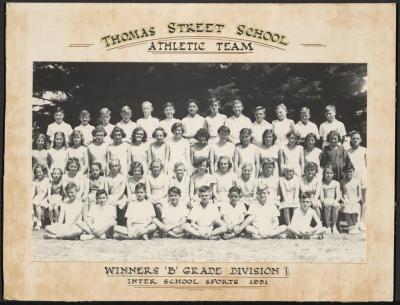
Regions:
[[31, 62, 367, 262]]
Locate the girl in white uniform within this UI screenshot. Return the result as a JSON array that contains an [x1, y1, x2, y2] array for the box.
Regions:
[[107, 127, 130, 177]]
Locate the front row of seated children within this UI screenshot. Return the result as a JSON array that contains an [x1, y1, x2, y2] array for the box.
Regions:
[[43, 181, 328, 241]]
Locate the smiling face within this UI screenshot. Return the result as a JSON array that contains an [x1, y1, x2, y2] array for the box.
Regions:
[[121, 111, 131, 123], [276, 107, 286, 120], [219, 158, 230, 173], [155, 130, 165, 143], [228, 191, 240, 206], [218, 130, 230, 141], [187, 102, 198, 115], [164, 106, 175, 119], [80, 114, 90, 125], [287, 134, 297, 145], [329, 134, 339, 147], [134, 129, 144, 143], [300, 111, 310, 124], [66, 187, 77, 201], [35, 167, 44, 180], [300, 197, 312, 212], [254, 109, 265, 123], [232, 102, 243, 116], [173, 126, 183, 138], [242, 166, 252, 179], [174, 165, 185, 179], [305, 166, 317, 180], [169, 192, 180, 206], [284, 169, 294, 179], [113, 130, 123, 143], [132, 167, 142, 178], [35, 136, 46, 149], [306, 135, 316, 148], [199, 191, 211, 205], [54, 112, 64, 124], [109, 161, 120, 174], [197, 161, 208, 174], [198, 135, 208, 145], [151, 162, 162, 176], [91, 165, 101, 178], [94, 131, 105, 144], [262, 163, 274, 176], [257, 188, 269, 204], [240, 134, 251, 145], [263, 133, 274, 146], [97, 193, 108, 205], [67, 162, 79, 175]]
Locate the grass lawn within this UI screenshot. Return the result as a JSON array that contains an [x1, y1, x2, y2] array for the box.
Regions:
[[32, 230, 365, 263]]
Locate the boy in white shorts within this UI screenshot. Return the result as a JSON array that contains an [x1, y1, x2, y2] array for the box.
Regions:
[[182, 186, 226, 240], [245, 183, 287, 239]]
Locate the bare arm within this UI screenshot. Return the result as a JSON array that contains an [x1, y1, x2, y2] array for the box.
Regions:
[[233, 147, 239, 173]]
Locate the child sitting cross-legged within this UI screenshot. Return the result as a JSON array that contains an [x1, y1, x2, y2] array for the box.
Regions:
[[182, 185, 226, 240], [153, 187, 189, 238], [79, 190, 117, 240], [287, 192, 325, 239]]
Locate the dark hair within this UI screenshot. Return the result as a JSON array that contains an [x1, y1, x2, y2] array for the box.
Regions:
[[286, 130, 298, 139], [52, 131, 67, 148], [152, 127, 167, 138], [327, 130, 340, 143], [66, 157, 81, 171], [96, 189, 108, 198], [33, 163, 48, 178], [171, 122, 184, 133], [217, 125, 230, 135], [135, 182, 146, 193], [262, 129, 277, 145], [163, 102, 175, 110], [79, 110, 91, 119], [198, 185, 211, 194], [92, 125, 107, 137], [187, 98, 199, 108], [65, 182, 78, 192], [343, 162, 355, 172], [89, 162, 105, 179], [239, 128, 252, 142], [301, 191, 313, 199], [228, 186, 241, 195], [193, 156, 209, 169], [261, 158, 275, 169], [323, 164, 337, 180], [168, 186, 181, 196], [54, 107, 65, 115], [129, 161, 144, 176], [304, 161, 318, 173], [194, 128, 210, 142], [131, 127, 147, 143], [305, 133, 318, 145], [33, 133, 49, 150], [69, 130, 85, 147], [110, 126, 126, 139]]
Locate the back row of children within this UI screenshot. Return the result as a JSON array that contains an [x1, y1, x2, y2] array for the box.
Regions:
[[33, 99, 366, 235]]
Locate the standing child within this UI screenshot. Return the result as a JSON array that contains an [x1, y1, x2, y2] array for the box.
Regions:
[[258, 129, 280, 177], [220, 187, 252, 239], [257, 159, 281, 208], [32, 164, 49, 230], [137, 101, 159, 139], [234, 128, 259, 178], [127, 162, 145, 203], [167, 122, 191, 175], [88, 126, 108, 175], [87, 162, 107, 208], [107, 126, 130, 176], [300, 162, 322, 218], [49, 132, 67, 172], [279, 165, 300, 225], [130, 127, 150, 175], [212, 126, 236, 174], [79, 190, 117, 240], [74, 110, 95, 146], [340, 162, 362, 234], [181, 99, 206, 144], [321, 164, 341, 234], [32, 133, 50, 170], [225, 99, 253, 145], [287, 192, 325, 239], [321, 130, 346, 181], [114, 183, 157, 240], [153, 187, 189, 238], [252, 106, 272, 147], [148, 127, 169, 166], [183, 186, 226, 240], [294, 107, 319, 145], [345, 130, 367, 231], [105, 159, 127, 224], [279, 130, 304, 177], [319, 105, 347, 148], [116, 105, 137, 143], [46, 107, 73, 145], [169, 162, 190, 204], [245, 184, 287, 239], [191, 128, 213, 173], [159, 102, 180, 139], [44, 182, 83, 240], [47, 168, 64, 225], [205, 98, 227, 144], [66, 130, 89, 174], [214, 156, 237, 209], [304, 133, 323, 177], [98, 108, 115, 145], [272, 103, 295, 147], [189, 157, 216, 207]]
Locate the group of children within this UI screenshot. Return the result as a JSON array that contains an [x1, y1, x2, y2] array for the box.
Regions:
[[32, 98, 367, 240]]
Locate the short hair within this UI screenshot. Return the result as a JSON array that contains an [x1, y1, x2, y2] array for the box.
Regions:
[[275, 103, 287, 112], [304, 161, 318, 173], [108, 158, 121, 171], [92, 125, 107, 137], [193, 156, 209, 168], [79, 110, 91, 119], [131, 127, 147, 143], [168, 186, 181, 196], [152, 127, 167, 138], [325, 105, 336, 113], [163, 102, 175, 110], [217, 125, 230, 135], [282, 164, 295, 174], [343, 162, 355, 172], [129, 161, 144, 176], [228, 186, 241, 195], [300, 107, 310, 115], [110, 126, 126, 139], [66, 157, 81, 171], [150, 158, 164, 171], [173, 161, 186, 171], [96, 189, 108, 198], [261, 158, 275, 168], [65, 182, 78, 192], [323, 164, 337, 179], [327, 130, 340, 142], [186, 98, 199, 108], [232, 99, 243, 108], [198, 185, 211, 194], [120, 105, 132, 114], [89, 162, 105, 179], [217, 155, 233, 170], [171, 122, 184, 133], [142, 101, 153, 109], [241, 162, 253, 171], [254, 106, 266, 113], [240, 128, 252, 138], [52, 131, 67, 148], [194, 128, 210, 142], [350, 130, 362, 138], [135, 182, 146, 193], [257, 183, 269, 192], [286, 130, 298, 139], [54, 107, 65, 115], [301, 191, 313, 200], [33, 163, 48, 178], [32, 133, 49, 150], [50, 167, 63, 177], [69, 130, 85, 147], [262, 129, 277, 145], [305, 132, 318, 144], [208, 97, 220, 106], [99, 108, 111, 117]]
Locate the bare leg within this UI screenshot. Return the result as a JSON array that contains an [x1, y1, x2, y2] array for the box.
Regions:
[[211, 225, 227, 237], [314, 207, 321, 220], [324, 206, 331, 229], [182, 223, 202, 238], [287, 226, 301, 237], [332, 207, 339, 230], [60, 226, 82, 240], [264, 225, 287, 238], [45, 224, 60, 235], [33, 205, 43, 229], [54, 206, 60, 222], [245, 225, 261, 239], [140, 223, 157, 239], [114, 225, 128, 235]]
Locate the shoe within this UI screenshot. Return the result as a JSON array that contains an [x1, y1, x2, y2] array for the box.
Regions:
[[324, 227, 331, 234], [80, 234, 94, 241], [348, 227, 360, 234], [332, 227, 339, 234], [142, 234, 149, 240], [317, 234, 324, 240], [358, 221, 366, 231], [251, 233, 261, 240], [99, 234, 107, 240]]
